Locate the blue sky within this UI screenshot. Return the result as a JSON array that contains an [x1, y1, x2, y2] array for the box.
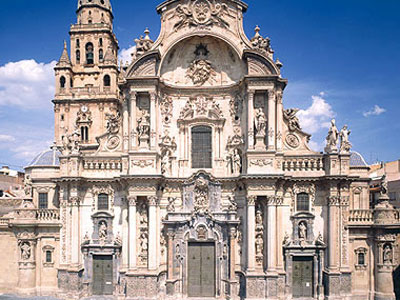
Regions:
[[0, 0, 399, 170]]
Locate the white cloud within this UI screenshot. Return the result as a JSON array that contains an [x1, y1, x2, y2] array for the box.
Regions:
[[363, 105, 386, 117], [308, 140, 324, 152], [0, 134, 15, 142], [118, 46, 136, 65], [0, 59, 56, 109], [297, 95, 335, 134]]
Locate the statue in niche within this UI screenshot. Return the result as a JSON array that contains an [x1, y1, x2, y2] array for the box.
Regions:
[[20, 242, 31, 260], [326, 119, 339, 150], [299, 222, 307, 240], [284, 108, 301, 131], [139, 232, 148, 257], [339, 125, 352, 153], [99, 221, 108, 240], [255, 108, 267, 137], [139, 203, 148, 227], [255, 234, 264, 264], [256, 209, 263, 230], [161, 154, 170, 175], [383, 244, 392, 264], [231, 149, 242, 175], [137, 110, 150, 144]]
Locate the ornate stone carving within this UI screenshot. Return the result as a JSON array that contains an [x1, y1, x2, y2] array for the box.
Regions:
[[134, 28, 154, 57], [298, 221, 307, 240], [159, 130, 177, 175], [249, 159, 273, 167], [160, 95, 173, 125], [91, 184, 114, 211], [227, 148, 242, 175], [194, 177, 209, 213], [174, 0, 229, 30], [20, 241, 32, 260], [383, 244, 393, 265], [98, 221, 108, 242], [255, 207, 264, 265], [247, 195, 257, 206], [325, 119, 339, 153], [179, 96, 223, 120], [24, 175, 33, 197], [293, 183, 316, 207], [285, 133, 300, 149], [148, 196, 159, 206], [167, 197, 176, 212], [138, 202, 148, 266], [76, 108, 92, 127], [251, 26, 274, 56], [226, 195, 237, 211], [61, 129, 81, 155], [284, 108, 301, 131], [339, 125, 351, 153], [196, 225, 207, 240], [186, 58, 215, 86], [230, 93, 243, 123], [131, 159, 154, 168], [106, 111, 121, 135], [380, 174, 389, 197]]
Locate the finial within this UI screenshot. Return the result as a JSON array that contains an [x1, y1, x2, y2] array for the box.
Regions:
[[275, 58, 283, 69], [144, 28, 150, 40], [63, 40, 67, 49], [254, 25, 261, 38]]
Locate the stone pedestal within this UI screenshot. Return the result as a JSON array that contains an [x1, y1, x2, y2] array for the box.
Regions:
[[375, 264, 396, 300]]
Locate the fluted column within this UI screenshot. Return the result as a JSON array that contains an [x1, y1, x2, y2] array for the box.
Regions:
[[276, 90, 283, 151], [327, 196, 340, 271], [148, 196, 158, 270], [128, 196, 137, 270], [150, 92, 157, 150], [266, 196, 277, 273], [267, 90, 276, 151], [230, 227, 237, 280], [247, 91, 255, 150], [123, 97, 129, 151], [70, 196, 80, 267], [167, 231, 175, 280], [130, 92, 137, 149], [247, 195, 256, 272]]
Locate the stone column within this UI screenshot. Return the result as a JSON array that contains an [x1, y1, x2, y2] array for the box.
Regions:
[[150, 92, 157, 150], [70, 196, 80, 267], [128, 196, 137, 270], [246, 196, 257, 272], [130, 92, 137, 149], [275, 196, 285, 271], [275, 90, 283, 151], [148, 196, 158, 270], [123, 97, 129, 151], [327, 196, 340, 271], [247, 91, 255, 150], [267, 90, 276, 151], [266, 196, 277, 273], [122, 198, 129, 269], [230, 227, 237, 280]]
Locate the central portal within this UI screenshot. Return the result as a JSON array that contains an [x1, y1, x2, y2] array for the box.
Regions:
[[93, 255, 113, 295], [188, 242, 216, 298]]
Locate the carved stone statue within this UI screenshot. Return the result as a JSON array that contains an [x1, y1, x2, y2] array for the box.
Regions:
[[227, 195, 237, 211], [99, 221, 107, 240], [326, 119, 339, 152], [139, 232, 148, 256], [339, 125, 352, 153], [105, 111, 121, 135], [383, 244, 392, 264], [256, 210, 263, 229], [61, 129, 81, 155], [134, 28, 154, 56], [284, 108, 301, 131], [137, 110, 150, 146], [255, 108, 267, 137], [380, 174, 389, 197], [228, 148, 241, 175], [24, 175, 33, 198], [255, 234, 264, 263], [251, 26, 273, 55], [299, 222, 307, 240], [139, 204, 148, 227], [167, 197, 176, 212], [282, 232, 290, 246], [20, 242, 31, 260]]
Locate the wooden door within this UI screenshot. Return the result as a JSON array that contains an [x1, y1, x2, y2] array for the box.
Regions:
[[292, 256, 313, 298], [93, 255, 113, 295], [188, 242, 215, 297]]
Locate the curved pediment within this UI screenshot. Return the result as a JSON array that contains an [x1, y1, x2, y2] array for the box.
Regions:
[[243, 50, 280, 76], [126, 51, 160, 78], [160, 36, 246, 87]]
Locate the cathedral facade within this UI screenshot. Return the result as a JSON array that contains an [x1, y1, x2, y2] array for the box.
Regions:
[[0, 0, 399, 299]]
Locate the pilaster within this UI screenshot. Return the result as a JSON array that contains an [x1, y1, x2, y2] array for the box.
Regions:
[[128, 196, 137, 271], [247, 91, 255, 150], [246, 195, 256, 272], [267, 90, 276, 151], [148, 195, 158, 271]]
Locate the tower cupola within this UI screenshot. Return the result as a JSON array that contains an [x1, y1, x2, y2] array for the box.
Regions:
[[77, 0, 113, 25]]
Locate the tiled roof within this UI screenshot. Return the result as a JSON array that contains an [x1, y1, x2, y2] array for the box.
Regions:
[[28, 147, 61, 167], [350, 151, 368, 167]]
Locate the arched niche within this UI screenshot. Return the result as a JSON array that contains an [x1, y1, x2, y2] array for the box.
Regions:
[[160, 36, 246, 87]]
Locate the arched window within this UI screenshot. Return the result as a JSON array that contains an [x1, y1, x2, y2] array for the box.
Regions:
[[76, 39, 80, 48], [60, 76, 66, 88], [81, 126, 89, 142], [99, 49, 104, 61], [98, 193, 109, 210], [85, 43, 94, 64], [76, 50, 80, 64], [70, 78, 73, 88], [296, 193, 310, 211], [192, 126, 212, 168], [103, 75, 111, 87], [99, 38, 103, 47]]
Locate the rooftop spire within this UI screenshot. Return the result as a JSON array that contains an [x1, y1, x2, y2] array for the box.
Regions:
[[77, 0, 112, 13], [57, 41, 71, 67]]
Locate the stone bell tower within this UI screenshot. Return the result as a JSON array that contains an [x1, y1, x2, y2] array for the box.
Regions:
[[54, 0, 119, 147]]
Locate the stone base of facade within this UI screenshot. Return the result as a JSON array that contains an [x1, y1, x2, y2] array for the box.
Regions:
[[323, 271, 352, 300], [124, 274, 159, 299], [58, 269, 85, 299]]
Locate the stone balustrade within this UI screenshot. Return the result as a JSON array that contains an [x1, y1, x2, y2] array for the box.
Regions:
[[283, 156, 324, 172], [0, 218, 10, 226], [83, 159, 122, 170], [14, 209, 60, 222], [348, 209, 374, 225]]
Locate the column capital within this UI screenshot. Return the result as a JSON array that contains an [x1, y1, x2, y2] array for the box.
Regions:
[[149, 91, 157, 101], [247, 90, 255, 98], [127, 195, 137, 206], [69, 196, 81, 206], [247, 195, 257, 206], [148, 196, 159, 206], [327, 196, 340, 206]]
